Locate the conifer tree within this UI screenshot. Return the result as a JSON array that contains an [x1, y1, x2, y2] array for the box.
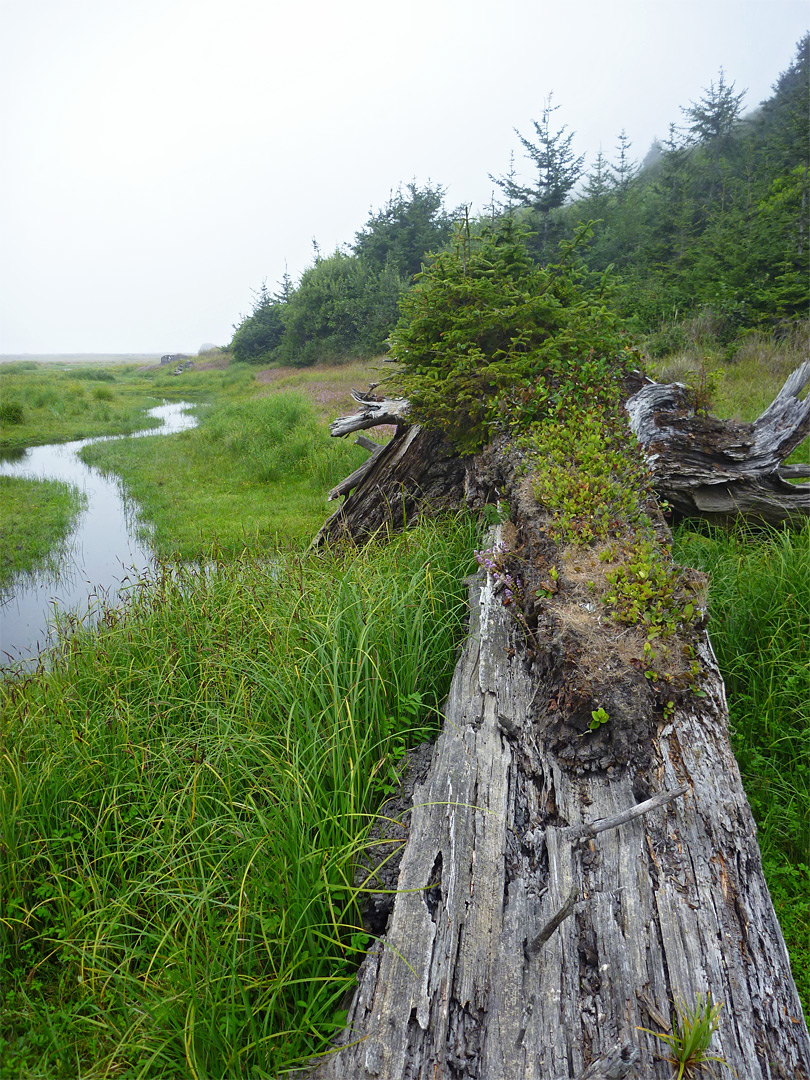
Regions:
[[682, 68, 746, 145], [611, 129, 638, 195], [491, 94, 585, 252], [582, 150, 615, 207]]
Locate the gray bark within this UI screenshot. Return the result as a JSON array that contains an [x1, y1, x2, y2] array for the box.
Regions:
[[312, 425, 470, 547], [305, 365, 810, 1077], [328, 389, 411, 437], [626, 360, 810, 525], [309, 530, 810, 1078]]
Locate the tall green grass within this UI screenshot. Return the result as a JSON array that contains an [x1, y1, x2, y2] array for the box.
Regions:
[[0, 477, 86, 589], [0, 365, 166, 451], [0, 360, 264, 452], [79, 392, 368, 560], [0, 517, 479, 1078], [673, 521, 810, 1012]]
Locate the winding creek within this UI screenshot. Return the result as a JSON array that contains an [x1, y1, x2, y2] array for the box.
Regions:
[[0, 401, 197, 667]]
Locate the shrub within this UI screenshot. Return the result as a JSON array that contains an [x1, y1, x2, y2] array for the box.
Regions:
[[389, 219, 636, 452]]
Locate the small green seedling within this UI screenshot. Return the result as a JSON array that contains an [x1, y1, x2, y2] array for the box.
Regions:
[[640, 992, 732, 1079], [589, 707, 610, 731]]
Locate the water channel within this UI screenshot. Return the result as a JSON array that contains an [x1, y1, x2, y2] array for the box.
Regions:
[[0, 401, 197, 667]]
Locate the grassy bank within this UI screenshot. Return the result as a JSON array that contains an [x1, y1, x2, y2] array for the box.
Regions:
[[673, 521, 810, 1010], [79, 390, 368, 560], [0, 477, 86, 589], [0, 518, 479, 1079], [0, 364, 168, 452]]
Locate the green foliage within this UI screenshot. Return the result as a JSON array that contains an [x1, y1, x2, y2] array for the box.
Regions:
[[491, 94, 585, 255], [604, 539, 699, 637], [277, 251, 407, 365], [589, 707, 610, 731], [231, 181, 454, 367], [390, 218, 633, 452], [526, 400, 649, 545], [681, 68, 746, 145], [230, 281, 287, 363], [0, 402, 24, 425], [79, 391, 367, 559], [0, 519, 478, 1078], [640, 993, 729, 1079], [556, 35, 809, 339], [0, 478, 86, 588], [518, 384, 706, 688], [353, 181, 454, 279], [63, 367, 116, 382], [395, 215, 707, 697]]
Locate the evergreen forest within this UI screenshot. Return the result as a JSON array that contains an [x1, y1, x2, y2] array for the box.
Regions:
[[229, 35, 808, 367]]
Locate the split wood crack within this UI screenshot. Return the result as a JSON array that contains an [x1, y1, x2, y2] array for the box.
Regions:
[[527, 785, 689, 957]]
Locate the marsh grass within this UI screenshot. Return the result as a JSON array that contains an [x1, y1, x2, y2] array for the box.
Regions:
[[0, 517, 479, 1078], [0, 477, 86, 588], [251, 357, 394, 423], [0, 365, 166, 451], [673, 521, 810, 1013], [139, 361, 257, 404], [79, 391, 368, 560], [640, 993, 729, 1079], [0, 359, 263, 453]]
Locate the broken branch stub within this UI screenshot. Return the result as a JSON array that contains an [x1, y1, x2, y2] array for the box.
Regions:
[[329, 389, 411, 437]]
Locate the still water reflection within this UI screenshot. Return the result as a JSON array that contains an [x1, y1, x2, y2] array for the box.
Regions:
[[0, 401, 197, 667]]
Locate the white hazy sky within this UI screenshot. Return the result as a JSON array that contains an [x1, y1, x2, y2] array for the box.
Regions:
[[1, 0, 807, 355]]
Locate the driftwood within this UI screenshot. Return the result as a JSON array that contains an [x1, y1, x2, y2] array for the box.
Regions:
[[329, 389, 411, 437], [625, 360, 810, 525], [306, 368, 810, 1078], [309, 543, 809, 1078], [319, 365, 809, 541]]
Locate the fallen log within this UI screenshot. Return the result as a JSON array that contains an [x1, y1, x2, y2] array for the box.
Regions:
[[306, 368, 810, 1078], [308, 520, 809, 1079], [318, 364, 810, 544]]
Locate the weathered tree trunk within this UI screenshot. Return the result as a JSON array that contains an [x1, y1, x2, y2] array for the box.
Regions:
[[317, 366, 810, 544], [306, 369, 810, 1078], [312, 423, 471, 547], [626, 360, 810, 525]]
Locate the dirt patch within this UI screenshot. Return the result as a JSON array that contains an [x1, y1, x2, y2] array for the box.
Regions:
[[255, 367, 294, 384], [194, 357, 230, 370]]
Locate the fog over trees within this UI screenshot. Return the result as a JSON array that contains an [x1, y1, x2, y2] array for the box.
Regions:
[[230, 36, 807, 367]]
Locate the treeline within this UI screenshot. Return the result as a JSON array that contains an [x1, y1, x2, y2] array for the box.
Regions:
[[230, 183, 455, 365], [230, 35, 808, 366], [551, 34, 809, 349]]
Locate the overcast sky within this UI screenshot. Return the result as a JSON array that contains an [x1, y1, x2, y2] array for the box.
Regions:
[[1, 0, 807, 356]]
